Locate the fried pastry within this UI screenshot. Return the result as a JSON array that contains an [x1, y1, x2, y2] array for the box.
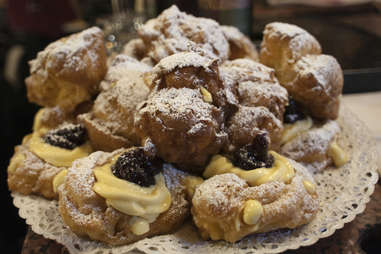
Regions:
[[135, 87, 227, 173], [226, 105, 283, 152], [220, 59, 289, 119], [281, 120, 348, 171], [282, 54, 344, 119], [192, 168, 318, 243], [25, 27, 107, 112], [100, 54, 152, 91], [221, 25, 258, 61], [259, 22, 343, 119], [194, 133, 318, 242], [8, 121, 92, 199], [259, 22, 321, 81], [137, 5, 230, 63], [146, 52, 231, 109], [79, 55, 151, 151], [57, 147, 190, 245]]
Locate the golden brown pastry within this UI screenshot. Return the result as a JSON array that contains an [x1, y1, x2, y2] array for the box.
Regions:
[[226, 105, 283, 152], [192, 150, 319, 242], [282, 54, 344, 119], [25, 27, 107, 112], [8, 118, 92, 199], [146, 52, 231, 109], [137, 5, 230, 63], [281, 120, 348, 171], [221, 25, 258, 61], [100, 54, 152, 91], [259, 22, 343, 120], [79, 55, 151, 151], [57, 147, 190, 245], [135, 87, 227, 173], [260, 22, 321, 81], [220, 59, 289, 119]]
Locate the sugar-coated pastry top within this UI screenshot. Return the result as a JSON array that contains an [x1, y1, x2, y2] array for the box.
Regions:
[[260, 22, 321, 71], [220, 59, 288, 119], [138, 5, 230, 62], [135, 87, 226, 172], [79, 55, 151, 151], [100, 54, 152, 91], [260, 22, 343, 120], [29, 27, 106, 81], [227, 105, 283, 151], [25, 27, 107, 111]]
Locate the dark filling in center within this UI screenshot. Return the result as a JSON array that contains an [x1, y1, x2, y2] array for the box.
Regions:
[[111, 148, 162, 187], [233, 133, 274, 170], [284, 97, 306, 124], [43, 124, 87, 150]]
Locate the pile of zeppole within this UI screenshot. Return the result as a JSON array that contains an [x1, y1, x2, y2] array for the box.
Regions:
[[8, 5, 349, 245]]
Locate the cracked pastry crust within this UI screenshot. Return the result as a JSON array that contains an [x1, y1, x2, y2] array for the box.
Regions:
[[281, 120, 341, 171], [135, 87, 227, 173], [57, 149, 190, 245], [137, 5, 230, 63], [220, 59, 289, 120], [282, 55, 343, 120], [79, 55, 151, 152], [259, 22, 343, 120], [146, 52, 231, 109], [7, 137, 64, 199], [226, 105, 283, 152], [191, 160, 319, 243], [25, 27, 107, 112], [8, 110, 92, 199]]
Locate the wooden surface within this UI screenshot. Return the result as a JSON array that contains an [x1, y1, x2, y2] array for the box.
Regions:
[[20, 92, 381, 253]]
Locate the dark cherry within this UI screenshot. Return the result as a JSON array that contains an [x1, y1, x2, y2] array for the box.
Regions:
[[233, 132, 274, 170], [43, 124, 87, 150], [111, 148, 162, 187], [284, 97, 306, 124]]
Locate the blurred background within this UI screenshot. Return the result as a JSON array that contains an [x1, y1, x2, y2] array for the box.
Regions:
[[0, 0, 380, 253]]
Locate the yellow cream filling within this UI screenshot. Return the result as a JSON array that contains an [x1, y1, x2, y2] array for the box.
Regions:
[[242, 200, 263, 225], [32, 108, 46, 132], [28, 131, 92, 167], [200, 87, 213, 103], [302, 180, 316, 195], [53, 169, 68, 193], [281, 117, 312, 145], [92, 154, 172, 235], [184, 176, 204, 199], [328, 142, 349, 167], [204, 151, 295, 186]]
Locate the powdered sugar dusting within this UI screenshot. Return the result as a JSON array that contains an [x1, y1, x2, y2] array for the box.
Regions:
[[295, 54, 342, 95], [138, 5, 229, 62], [136, 87, 220, 128], [100, 54, 152, 91], [193, 173, 247, 217], [263, 22, 321, 61], [281, 120, 340, 166], [30, 27, 104, 77], [152, 52, 216, 76]]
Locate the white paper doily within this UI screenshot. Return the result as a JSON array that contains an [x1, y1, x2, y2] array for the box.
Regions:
[[12, 105, 379, 254]]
